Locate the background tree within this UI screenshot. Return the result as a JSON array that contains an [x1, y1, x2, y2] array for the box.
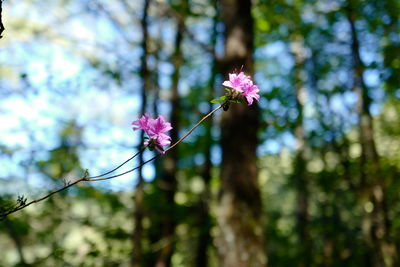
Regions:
[[1, 0, 400, 266], [217, 0, 266, 266]]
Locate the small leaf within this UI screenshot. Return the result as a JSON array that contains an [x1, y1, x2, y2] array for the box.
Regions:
[[210, 99, 221, 103], [219, 96, 227, 101]]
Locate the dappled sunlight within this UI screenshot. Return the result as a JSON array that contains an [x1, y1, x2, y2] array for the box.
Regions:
[[1, 0, 400, 266]]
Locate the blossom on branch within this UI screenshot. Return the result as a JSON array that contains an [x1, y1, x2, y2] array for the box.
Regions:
[[221, 71, 260, 106], [132, 114, 172, 153], [241, 80, 260, 106], [222, 72, 250, 93]]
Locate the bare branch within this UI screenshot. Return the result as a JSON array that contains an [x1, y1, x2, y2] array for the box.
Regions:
[[0, 174, 87, 220], [0, 146, 146, 220], [0, 104, 223, 219], [0, 0, 5, 38], [86, 104, 223, 182]]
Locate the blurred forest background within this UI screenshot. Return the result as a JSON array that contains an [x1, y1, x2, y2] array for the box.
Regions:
[[0, 0, 399, 266]]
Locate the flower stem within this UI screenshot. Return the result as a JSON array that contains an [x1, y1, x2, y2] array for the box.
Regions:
[[0, 104, 223, 218], [86, 104, 223, 182], [85, 145, 148, 179]]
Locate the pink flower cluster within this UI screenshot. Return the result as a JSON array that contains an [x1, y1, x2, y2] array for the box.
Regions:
[[132, 69, 258, 153], [222, 72, 260, 105], [132, 114, 172, 153]]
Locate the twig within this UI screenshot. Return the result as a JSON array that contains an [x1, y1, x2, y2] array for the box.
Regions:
[[0, 104, 223, 219], [0, 172, 88, 220], [85, 145, 147, 179], [0, 0, 5, 38], [0, 146, 147, 220], [86, 104, 223, 182]]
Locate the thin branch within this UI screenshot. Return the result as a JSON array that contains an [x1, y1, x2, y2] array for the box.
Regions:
[[86, 104, 223, 182], [0, 173, 88, 220], [167, 104, 222, 151], [0, 0, 5, 38], [86, 145, 148, 179], [0, 104, 223, 219], [0, 146, 147, 220]]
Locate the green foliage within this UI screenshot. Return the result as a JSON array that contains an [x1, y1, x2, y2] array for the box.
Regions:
[[210, 95, 226, 103], [1, 0, 400, 266]]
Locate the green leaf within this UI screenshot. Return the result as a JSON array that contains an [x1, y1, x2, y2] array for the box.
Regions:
[[210, 99, 221, 103], [219, 96, 227, 101]]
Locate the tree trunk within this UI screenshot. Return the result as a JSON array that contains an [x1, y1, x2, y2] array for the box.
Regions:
[[195, 6, 218, 266], [290, 35, 311, 267], [346, 2, 396, 266], [131, 0, 150, 266], [155, 2, 186, 266], [217, 0, 266, 266], [4, 218, 26, 265]]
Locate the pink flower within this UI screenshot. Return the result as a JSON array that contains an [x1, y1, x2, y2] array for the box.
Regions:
[[132, 113, 151, 131], [132, 114, 172, 153], [146, 116, 172, 139], [222, 71, 260, 105], [222, 72, 250, 92], [242, 80, 260, 106]]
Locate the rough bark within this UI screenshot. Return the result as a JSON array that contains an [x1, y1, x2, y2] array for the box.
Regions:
[[131, 0, 150, 266], [217, 0, 266, 266], [346, 2, 396, 266]]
